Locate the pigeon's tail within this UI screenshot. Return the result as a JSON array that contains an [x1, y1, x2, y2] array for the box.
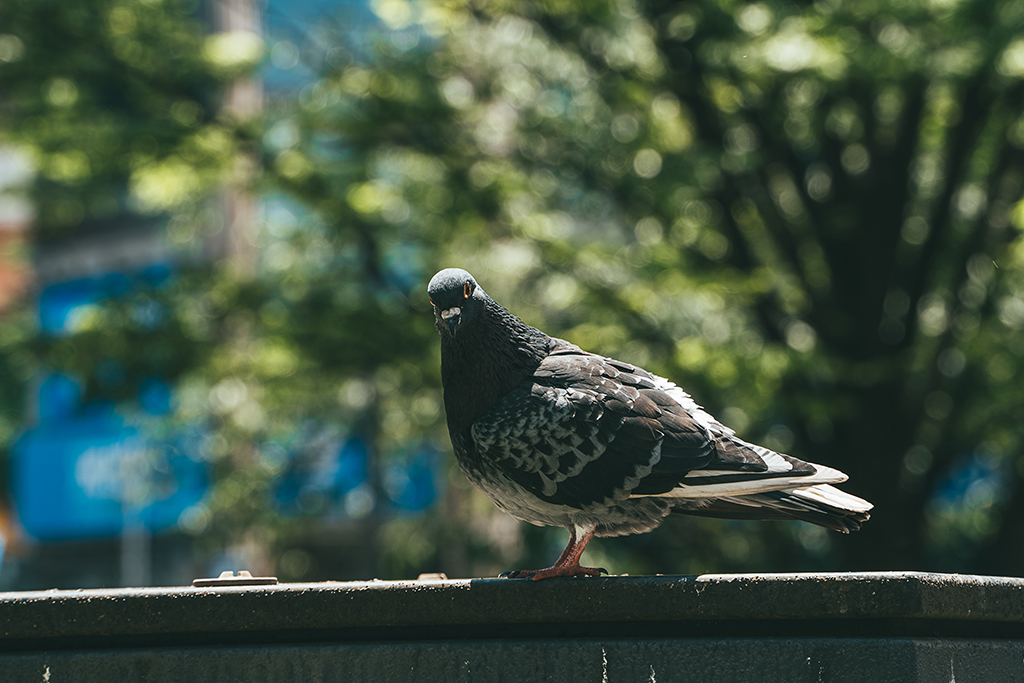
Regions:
[[678, 484, 873, 533]]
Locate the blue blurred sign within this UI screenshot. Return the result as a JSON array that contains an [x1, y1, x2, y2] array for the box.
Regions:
[[272, 432, 372, 518], [270, 429, 443, 519], [12, 405, 209, 541], [382, 443, 441, 513], [15, 258, 195, 541], [38, 264, 173, 336]]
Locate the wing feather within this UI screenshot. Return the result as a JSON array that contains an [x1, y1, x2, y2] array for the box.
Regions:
[[470, 343, 848, 514], [470, 349, 712, 510]]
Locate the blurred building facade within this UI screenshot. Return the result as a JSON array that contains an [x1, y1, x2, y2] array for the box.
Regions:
[[0, 0, 261, 590], [0, 148, 31, 312], [0, 0, 441, 591], [0, 147, 33, 575]]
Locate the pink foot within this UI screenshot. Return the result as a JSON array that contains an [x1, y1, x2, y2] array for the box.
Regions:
[[498, 524, 607, 580]]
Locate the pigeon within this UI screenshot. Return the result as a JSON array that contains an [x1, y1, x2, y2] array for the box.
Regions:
[[428, 267, 872, 580]]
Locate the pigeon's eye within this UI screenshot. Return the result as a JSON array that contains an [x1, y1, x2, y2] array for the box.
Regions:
[[463, 281, 472, 299]]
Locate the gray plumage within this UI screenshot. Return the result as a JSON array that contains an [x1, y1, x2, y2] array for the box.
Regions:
[[428, 268, 872, 579]]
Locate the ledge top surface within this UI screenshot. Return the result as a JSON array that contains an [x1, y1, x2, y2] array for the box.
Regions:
[[1, 571, 1022, 644]]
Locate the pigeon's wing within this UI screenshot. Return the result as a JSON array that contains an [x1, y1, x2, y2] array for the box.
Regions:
[[546, 350, 844, 500], [471, 344, 848, 511], [535, 346, 827, 499], [469, 349, 716, 511], [631, 433, 826, 496]]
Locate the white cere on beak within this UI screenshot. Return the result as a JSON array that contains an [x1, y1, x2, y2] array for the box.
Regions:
[[441, 307, 461, 321]]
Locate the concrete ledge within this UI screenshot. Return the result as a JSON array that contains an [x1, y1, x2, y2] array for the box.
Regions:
[[3, 571, 1023, 644], [2, 572, 1023, 682]]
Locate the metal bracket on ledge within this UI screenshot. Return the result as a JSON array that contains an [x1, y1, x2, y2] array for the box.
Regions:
[[192, 570, 279, 588]]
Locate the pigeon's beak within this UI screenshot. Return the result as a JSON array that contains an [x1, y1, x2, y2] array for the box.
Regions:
[[440, 306, 461, 337]]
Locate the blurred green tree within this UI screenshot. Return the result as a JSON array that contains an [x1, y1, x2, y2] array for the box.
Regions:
[[264, 0, 1024, 574], [0, 0, 261, 232], [0, 0, 271, 566], [3, 0, 1024, 581]]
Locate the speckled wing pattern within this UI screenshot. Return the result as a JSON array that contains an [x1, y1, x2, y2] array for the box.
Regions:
[[470, 343, 728, 511]]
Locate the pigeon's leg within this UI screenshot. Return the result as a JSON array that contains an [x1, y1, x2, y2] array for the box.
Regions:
[[500, 523, 608, 580]]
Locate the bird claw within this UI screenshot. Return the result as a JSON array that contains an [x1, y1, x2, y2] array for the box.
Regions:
[[498, 569, 532, 579], [498, 566, 608, 580]]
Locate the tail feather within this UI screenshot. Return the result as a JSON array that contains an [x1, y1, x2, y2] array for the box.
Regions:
[[676, 484, 872, 533], [654, 462, 850, 499]]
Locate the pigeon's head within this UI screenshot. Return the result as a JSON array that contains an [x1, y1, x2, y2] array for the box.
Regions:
[[427, 268, 487, 339]]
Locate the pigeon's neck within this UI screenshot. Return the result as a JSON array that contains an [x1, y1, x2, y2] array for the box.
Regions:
[[440, 298, 550, 436]]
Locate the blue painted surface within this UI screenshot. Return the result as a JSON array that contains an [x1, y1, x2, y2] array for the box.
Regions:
[[12, 405, 209, 541], [38, 266, 173, 336]]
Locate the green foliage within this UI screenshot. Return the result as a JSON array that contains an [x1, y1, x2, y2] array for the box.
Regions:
[[3, 0, 1024, 580], [0, 0, 258, 229], [266, 0, 1024, 575]]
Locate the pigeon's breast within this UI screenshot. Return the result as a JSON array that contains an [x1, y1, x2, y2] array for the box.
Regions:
[[459, 450, 672, 536]]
